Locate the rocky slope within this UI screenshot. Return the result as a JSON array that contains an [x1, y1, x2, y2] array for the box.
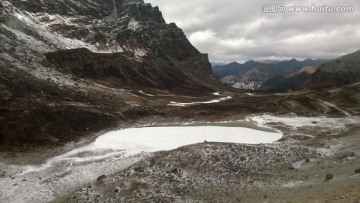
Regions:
[[0, 0, 223, 150], [259, 66, 318, 92], [309, 49, 360, 88]]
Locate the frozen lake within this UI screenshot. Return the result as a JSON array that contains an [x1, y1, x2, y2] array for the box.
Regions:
[[0, 123, 282, 203], [95, 125, 282, 154]]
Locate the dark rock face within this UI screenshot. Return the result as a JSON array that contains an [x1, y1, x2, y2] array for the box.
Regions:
[[45, 48, 215, 93], [126, 3, 165, 23], [9, 0, 114, 17]]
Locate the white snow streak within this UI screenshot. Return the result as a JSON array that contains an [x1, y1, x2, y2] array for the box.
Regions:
[[168, 96, 232, 107]]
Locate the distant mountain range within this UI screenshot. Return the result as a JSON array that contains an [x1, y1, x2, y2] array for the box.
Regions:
[[212, 59, 327, 91]]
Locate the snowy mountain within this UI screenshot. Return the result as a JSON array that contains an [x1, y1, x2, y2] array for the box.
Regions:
[[0, 0, 220, 91], [0, 0, 223, 148]]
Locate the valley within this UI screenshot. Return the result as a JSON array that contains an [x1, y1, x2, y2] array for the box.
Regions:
[[0, 0, 360, 202]]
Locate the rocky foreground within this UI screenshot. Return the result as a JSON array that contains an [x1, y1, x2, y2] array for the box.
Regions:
[[58, 82, 360, 203], [62, 115, 360, 203]]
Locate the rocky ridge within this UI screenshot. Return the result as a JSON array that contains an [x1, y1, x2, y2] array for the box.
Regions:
[[310, 50, 360, 88]]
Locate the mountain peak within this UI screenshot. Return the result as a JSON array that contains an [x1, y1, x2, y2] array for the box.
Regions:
[[229, 61, 240, 65], [244, 60, 257, 65]]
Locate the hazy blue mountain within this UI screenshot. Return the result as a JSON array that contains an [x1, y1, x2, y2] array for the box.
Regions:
[[213, 59, 326, 90]]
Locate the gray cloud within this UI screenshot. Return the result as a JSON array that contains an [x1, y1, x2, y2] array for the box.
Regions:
[[145, 0, 360, 62]]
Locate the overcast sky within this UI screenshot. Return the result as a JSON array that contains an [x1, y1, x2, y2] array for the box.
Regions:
[[145, 0, 360, 62]]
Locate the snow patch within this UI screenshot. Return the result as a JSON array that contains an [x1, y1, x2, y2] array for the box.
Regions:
[[252, 115, 359, 129], [168, 96, 232, 107], [282, 181, 304, 188], [138, 90, 154, 97], [128, 19, 140, 31], [2, 1, 11, 7], [316, 143, 341, 156], [8, 9, 124, 53], [122, 45, 148, 57], [134, 48, 148, 57]]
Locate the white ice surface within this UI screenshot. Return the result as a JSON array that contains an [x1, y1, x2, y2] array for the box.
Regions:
[[94, 125, 282, 154]]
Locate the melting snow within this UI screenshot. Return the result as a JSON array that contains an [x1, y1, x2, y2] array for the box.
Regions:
[[138, 90, 154, 97], [252, 114, 359, 129], [7, 8, 124, 53], [168, 96, 232, 107], [128, 19, 140, 31]]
